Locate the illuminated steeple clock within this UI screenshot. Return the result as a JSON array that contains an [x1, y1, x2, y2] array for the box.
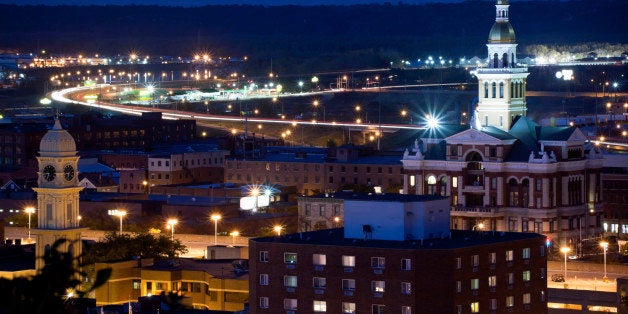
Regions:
[[475, 0, 529, 131], [32, 118, 85, 271]]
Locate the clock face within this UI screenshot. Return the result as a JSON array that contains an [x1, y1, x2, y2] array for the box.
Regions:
[[63, 164, 75, 181], [43, 165, 56, 181]]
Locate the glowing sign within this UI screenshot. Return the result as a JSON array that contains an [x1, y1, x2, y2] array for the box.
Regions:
[[240, 195, 270, 210]]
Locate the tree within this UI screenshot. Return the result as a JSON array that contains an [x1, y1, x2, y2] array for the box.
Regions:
[[84, 231, 188, 264], [0, 239, 111, 314]]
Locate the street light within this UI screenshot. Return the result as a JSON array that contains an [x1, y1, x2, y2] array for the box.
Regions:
[[211, 214, 221, 246], [560, 247, 571, 281], [473, 222, 485, 231], [251, 188, 260, 212], [600, 241, 608, 282], [298, 81, 303, 93], [274, 225, 283, 236], [230, 231, 239, 245], [25, 206, 35, 240], [108, 209, 127, 233], [167, 219, 178, 240]]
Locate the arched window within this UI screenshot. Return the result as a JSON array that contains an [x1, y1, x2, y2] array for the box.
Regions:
[[510, 82, 514, 98], [518, 82, 523, 98], [511, 53, 515, 65], [493, 53, 499, 68], [492, 82, 497, 98], [426, 175, 437, 195], [502, 53, 509, 68], [440, 177, 447, 196], [484, 82, 489, 98], [499, 82, 504, 98], [508, 178, 519, 207], [521, 179, 530, 207]]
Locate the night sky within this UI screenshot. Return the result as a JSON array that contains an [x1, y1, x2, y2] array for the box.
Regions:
[[0, 0, 542, 6]]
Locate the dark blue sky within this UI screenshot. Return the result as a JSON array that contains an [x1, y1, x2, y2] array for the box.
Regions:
[[0, 0, 492, 6]]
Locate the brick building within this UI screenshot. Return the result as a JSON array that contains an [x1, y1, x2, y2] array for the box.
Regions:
[[250, 193, 547, 314], [601, 154, 628, 240]]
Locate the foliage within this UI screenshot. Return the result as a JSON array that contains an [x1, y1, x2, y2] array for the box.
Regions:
[[0, 239, 111, 314], [84, 232, 188, 264]]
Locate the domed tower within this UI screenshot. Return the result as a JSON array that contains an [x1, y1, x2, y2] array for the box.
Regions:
[[475, 0, 529, 131], [32, 118, 84, 271]]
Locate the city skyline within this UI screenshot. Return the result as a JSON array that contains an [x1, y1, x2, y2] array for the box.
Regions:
[[0, 0, 563, 6]]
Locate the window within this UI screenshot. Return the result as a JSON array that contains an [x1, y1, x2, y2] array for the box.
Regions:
[[342, 279, 356, 291], [456, 281, 462, 293], [313, 300, 327, 312], [470, 278, 479, 290], [371, 257, 385, 269], [452, 176, 458, 188], [472, 255, 479, 267], [401, 306, 412, 314], [313, 277, 326, 289], [342, 302, 356, 314], [506, 296, 514, 308], [523, 270, 531, 282], [470, 302, 480, 313], [401, 258, 412, 270], [284, 275, 297, 287], [313, 254, 327, 266], [490, 299, 497, 310], [523, 293, 531, 304], [260, 251, 269, 262], [489, 252, 497, 264], [522, 248, 530, 259], [260, 297, 269, 308], [284, 298, 297, 310], [343, 255, 355, 267], [488, 275, 497, 287], [260, 274, 269, 286], [508, 272, 515, 285], [536, 179, 542, 191], [284, 253, 297, 264], [372, 280, 385, 293], [506, 250, 514, 262], [456, 257, 462, 269], [541, 290, 546, 302], [401, 282, 412, 294], [540, 267, 546, 279], [372, 304, 385, 314], [133, 280, 140, 290]]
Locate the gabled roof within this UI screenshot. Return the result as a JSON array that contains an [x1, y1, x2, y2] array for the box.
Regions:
[[539, 126, 578, 141], [419, 124, 468, 140]]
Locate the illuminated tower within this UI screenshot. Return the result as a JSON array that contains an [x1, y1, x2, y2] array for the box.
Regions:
[[32, 118, 84, 271], [475, 0, 529, 131]]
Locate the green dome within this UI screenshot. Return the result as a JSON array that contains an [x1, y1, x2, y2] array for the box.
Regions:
[[488, 21, 516, 43]]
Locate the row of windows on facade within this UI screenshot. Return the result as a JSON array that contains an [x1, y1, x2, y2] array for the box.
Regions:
[[603, 223, 628, 234], [228, 173, 395, 186], [260, 248, 536, 267], [464, 292, 541, 314], [258, 298, 409, 313], [483, 81, 525, 99], [229, 162, 400, 175], [303, 204, 341, 217], [87, 130, 146, 139], [150, 157, 223, 168], [260, 275, 413, 293], [0, 157, 22, 165]]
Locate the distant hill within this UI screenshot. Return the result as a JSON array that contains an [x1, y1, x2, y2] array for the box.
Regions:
[[0, 1, 626, 73]]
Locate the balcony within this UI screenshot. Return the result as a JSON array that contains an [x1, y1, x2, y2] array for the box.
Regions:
[[451, 206, 495, 213]]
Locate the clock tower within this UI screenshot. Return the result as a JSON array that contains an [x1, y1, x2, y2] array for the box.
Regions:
[[32, 118, 84, 271]]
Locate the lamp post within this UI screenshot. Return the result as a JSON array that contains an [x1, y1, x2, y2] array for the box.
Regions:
[[560, 247, 571, 281], [274, 225, 282, 236], [108, 209, 127, 233], [167, 219, 178, 240], [230, 231, 239, 245], [600, 241, 608, 282], [251, 188, 260, 212], [211, 214, 221, 246], [25, 207, 35, 240]]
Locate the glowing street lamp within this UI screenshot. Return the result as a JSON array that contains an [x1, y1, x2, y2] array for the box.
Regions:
[[108, 209, 127, 233], [167, 219, 178, 240], [25, 206, 35, 240], [211, 214, 222, 246], [230, 231, 239, 245], [600, 241, 609, 282], [274, 225, 283, 236], [298, 80, 303, 93], [560, 247, 571, 281]]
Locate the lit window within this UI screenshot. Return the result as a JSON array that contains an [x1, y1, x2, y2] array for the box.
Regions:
[[488, 275, 497, 287], [343, 255, 355, 267], [313, 254, 327, 266], [540, 290, 546, 302], [313, 277, 326, 289], [410, 175, 415, 187], [401, 258, 412, 270], [522, 247, 530, 259], [523, 270, 531, 282], [523, 293, 531, 305], [284, 275, 297, 287], [452, 176, 458, 188], [427, 175, 437, 185], [401, 306, 412, 314], [506, 250, 514, 261], [260, 297, 269, 308], [342, 279, 356, 291], [470, 278, 479, 290], [470, 302, 480, 313], [371, 257, 385, 269], [456, 257, 462, 269], [259, 274, 269, 286], [284, 298, 297, 310], [489, 252, 496, 264], [506, 296, 514, 308], [284, 253, 297, 264], [342, 302, 356, 314], [472, 255, 479, 267], [372, 280, 385, 293], [401, 282, 412, 294], [260, 251, 269, 262], [313, 300, 327, 312]]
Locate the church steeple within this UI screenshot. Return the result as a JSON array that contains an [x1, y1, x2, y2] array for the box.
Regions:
[[474, 0, 529, 131]]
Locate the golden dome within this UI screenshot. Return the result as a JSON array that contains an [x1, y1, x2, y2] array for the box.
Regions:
[[488, 21, 516, 43], [39, 118, 76, 157]]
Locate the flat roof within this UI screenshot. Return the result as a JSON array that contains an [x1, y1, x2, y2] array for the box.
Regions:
[[251, 228, 544, 250], [146, 258, 248, 280], [302, 192, 447, 203]]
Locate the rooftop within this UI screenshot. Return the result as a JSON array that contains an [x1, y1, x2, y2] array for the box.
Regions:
[[146, 258, 248, 280], [303, 192, 446, 203]]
